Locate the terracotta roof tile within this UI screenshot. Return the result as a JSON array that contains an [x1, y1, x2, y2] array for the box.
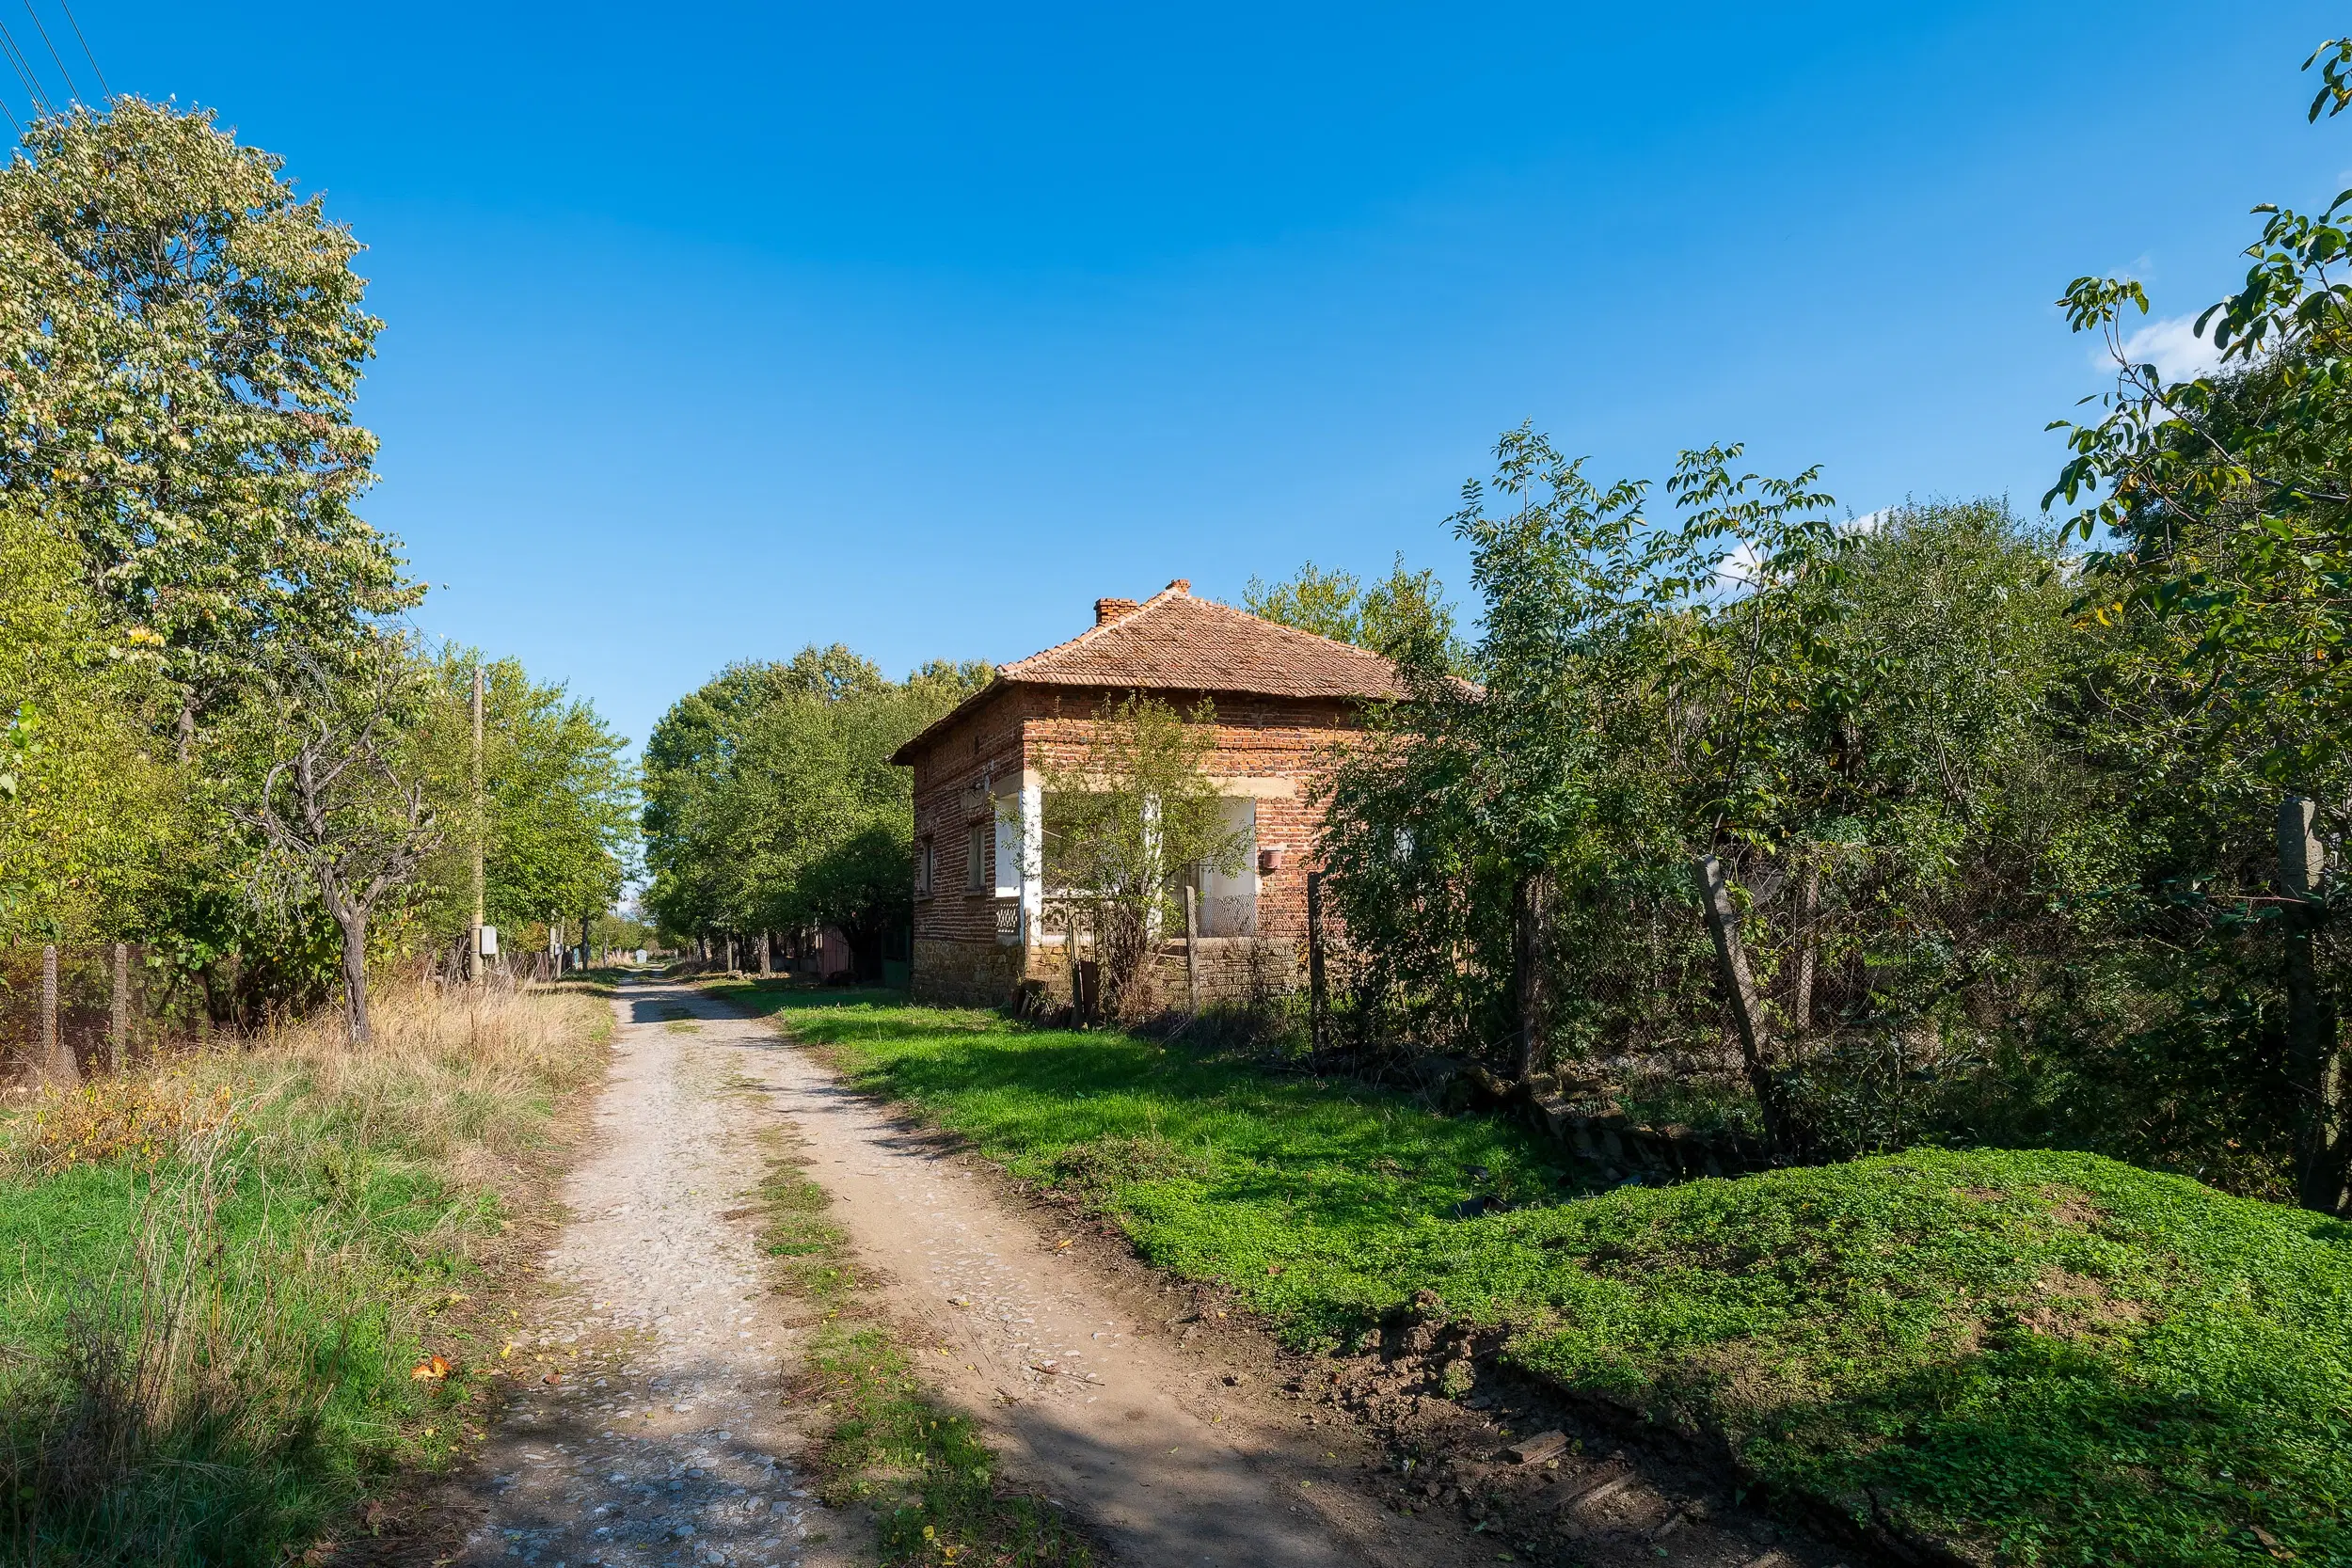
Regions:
[[1001, 581, 1407, 700], [889, 580, 1407, 765]]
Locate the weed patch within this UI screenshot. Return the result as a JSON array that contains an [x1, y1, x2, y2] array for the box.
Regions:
[[0, 980, 611, 1566], [750, 1125, 1091, 1567]]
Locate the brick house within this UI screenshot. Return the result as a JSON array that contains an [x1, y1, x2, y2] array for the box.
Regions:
[[889, 578, 1406, 1006]]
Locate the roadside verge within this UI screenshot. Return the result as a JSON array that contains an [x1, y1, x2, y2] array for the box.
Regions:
[[713, 980, 2352, 1568]]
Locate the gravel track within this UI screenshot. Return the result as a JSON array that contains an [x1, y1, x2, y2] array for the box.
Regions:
[[454, 981, 855, 1568], [455, 976, 1852, 1568], [458, 976, 1487, 1568]]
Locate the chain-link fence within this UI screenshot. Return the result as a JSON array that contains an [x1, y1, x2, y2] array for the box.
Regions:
[[1307, 803, 2344, 1201], [0, 945, 213, 1083]]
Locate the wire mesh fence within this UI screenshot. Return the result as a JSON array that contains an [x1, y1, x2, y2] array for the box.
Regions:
[[0, 944, 212, 1083], [1308, 808, 2339, 1196]]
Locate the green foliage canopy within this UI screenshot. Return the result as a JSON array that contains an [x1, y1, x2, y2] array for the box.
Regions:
[[0, 101, 417, 734], [642, 647, 988, 965]]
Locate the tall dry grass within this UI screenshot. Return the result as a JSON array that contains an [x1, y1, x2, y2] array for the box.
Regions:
[[0, 978, 612, 1567], [233, 977, 612, 1209]]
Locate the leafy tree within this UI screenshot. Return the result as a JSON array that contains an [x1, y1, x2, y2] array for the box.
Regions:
[[1321, 432, 1843, 1082], [0, 101, 417, 747], [409, 649, 636, 960], [0, 497, 185, 942], [1246, 554, 1466, 667], [232, 640, 442, 1043], [641, 649, 987, 971], [2047, 37, 2352, 1213], [1033, 696, 1249, 1021]]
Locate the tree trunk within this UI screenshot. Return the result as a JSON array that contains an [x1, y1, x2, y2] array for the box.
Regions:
[[334, 901, 373, 1045], [1693, 854, 1799, 1157]]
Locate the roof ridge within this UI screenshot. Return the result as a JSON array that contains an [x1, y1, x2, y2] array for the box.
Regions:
[[889, 583, 1409, 766], [1001, 582, 1194, 676]]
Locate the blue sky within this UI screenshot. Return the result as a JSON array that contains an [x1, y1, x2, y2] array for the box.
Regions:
[[18, 2, 2352, 751]]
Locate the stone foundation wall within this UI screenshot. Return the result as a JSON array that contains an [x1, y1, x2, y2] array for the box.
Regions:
[[1152, 937, 1298, 1006], [911, 938, 1025, 1007], [1016, 938, 1298, 1011], [917, 934, 1305, 1013]]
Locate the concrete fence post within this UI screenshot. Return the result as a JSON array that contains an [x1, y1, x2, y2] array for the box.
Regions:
[[1511, 869, 1551, 1081], [41, 944, 76, 1085], [1307, 871, 1327, 1057], [2278, 794, 2349, 1213], [1791, 849, 1821, 1038], [1184, 886, 1201, 1015], [109, 942, 128, 1075]]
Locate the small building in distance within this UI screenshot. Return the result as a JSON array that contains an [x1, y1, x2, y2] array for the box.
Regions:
[[888, 578, 1407, 1007]]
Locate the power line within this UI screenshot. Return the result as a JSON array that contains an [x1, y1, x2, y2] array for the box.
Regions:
[[53, 0, 103, 100], [0, 21, 52, 119], [18, 0, 79, 104]]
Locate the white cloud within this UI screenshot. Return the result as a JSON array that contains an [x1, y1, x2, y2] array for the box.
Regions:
[[2109, 312, 2225, 383], [1713, 539, 1762, 595]]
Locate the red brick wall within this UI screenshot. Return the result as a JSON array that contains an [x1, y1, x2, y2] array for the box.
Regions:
[[903, 685, 1366, 1003], [1010, 689, 1359, 947], [906, 687, 1032, 951]]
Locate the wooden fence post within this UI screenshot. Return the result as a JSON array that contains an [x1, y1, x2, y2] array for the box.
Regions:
[[1307, 870, 1327, 1056], [1693, 854, 1789, 1155], [109, 942, 128, 1075], [1184, 886, 1201, 1015], [2278, 794, 2348, 1213]]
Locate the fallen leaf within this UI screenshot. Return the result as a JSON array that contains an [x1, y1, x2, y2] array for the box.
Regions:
[[544, 1371, 563, 1386], [409, 1354, 452, 1382]]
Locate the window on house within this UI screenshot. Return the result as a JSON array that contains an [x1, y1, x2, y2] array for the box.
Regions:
[[966, 822, 988, 892], [916, 836, 935, 895]]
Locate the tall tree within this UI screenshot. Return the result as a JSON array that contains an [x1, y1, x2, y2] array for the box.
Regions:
[[412, 649, 636, 957], [0, 496, 184, 942], [0, 100, 417, 747], [641, 650, 987, 967], [2049, 37, 2352, 1213]]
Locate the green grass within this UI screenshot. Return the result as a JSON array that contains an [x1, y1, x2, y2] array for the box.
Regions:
[[717, 984, 2352, 1568], [750, 1125, 1093, 1566], [0, 982, 611, 1567]]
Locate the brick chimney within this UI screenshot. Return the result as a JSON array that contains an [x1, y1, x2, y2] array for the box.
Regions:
[[1095, 597, 1139, 626]]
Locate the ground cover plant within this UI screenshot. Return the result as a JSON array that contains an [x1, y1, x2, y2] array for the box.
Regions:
[[0, 980, 610, 1567], [750, 1117, 1094, 1566], [722, 984, 2352, 1568]]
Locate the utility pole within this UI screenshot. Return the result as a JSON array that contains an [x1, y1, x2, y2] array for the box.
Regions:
[[470, 665, 485, 984]]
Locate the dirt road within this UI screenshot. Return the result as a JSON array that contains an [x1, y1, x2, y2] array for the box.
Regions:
[[458, 976, 1820, 1568], [457, 976, 1486, 1568]]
